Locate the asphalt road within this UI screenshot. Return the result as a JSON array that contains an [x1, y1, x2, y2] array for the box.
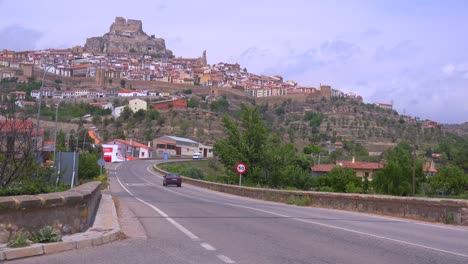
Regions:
[[13, 160, 468, 264]]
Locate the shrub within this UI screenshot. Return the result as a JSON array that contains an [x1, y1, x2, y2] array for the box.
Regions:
[[33, 226, 62, 243], [181, 166, 205, 179], [7, 232, 31, 248], [286, 195, 311, 206]]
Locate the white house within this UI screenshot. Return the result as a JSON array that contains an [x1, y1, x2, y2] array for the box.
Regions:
[[128, 98, 147, 113], [112, 106, 126, 118]]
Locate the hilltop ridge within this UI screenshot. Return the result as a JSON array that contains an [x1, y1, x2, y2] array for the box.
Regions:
[[84, 17, 173, 56]]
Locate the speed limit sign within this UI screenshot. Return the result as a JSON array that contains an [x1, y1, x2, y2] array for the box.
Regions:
[[235, 162, 247, 174]]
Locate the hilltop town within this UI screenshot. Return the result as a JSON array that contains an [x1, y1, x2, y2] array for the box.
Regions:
[[0, 17, 391, 107]]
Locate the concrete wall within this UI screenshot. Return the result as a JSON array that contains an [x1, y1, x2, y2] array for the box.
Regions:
[[154, 165, 468, 225], [0, 182, 102, 243]]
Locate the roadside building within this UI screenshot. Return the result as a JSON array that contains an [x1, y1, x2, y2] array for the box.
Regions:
[[102, 138, 152, 161], [153, 135, 213, 158], [128, 98, 147, 113], [153, 98, 187, 110], [311, 158, 382, 179]]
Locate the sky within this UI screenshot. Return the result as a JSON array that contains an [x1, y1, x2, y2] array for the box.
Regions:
[[1, 0, 467, 124]]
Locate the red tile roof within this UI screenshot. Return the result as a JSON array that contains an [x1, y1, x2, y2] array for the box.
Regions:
[[336, 161, 382, 170], [311, 164, 336, 172], [312, 161, 382, 172]]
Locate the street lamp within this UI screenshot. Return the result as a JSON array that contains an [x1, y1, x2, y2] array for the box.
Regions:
[[34, 64, 55, 162], [52, 100, 63, 174], [412, 146, 418, 196]]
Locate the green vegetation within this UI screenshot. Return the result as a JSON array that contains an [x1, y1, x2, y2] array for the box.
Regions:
[[0, 166, 68, 196], [372, 142, 423, 196], [310, 167, 362, 193], [78, 152, 102, 181], [286, 195, 312, 206], [32, 226, 62, 243], [37, 102, 112, 122], [7, 232, 31, 248], [427, 165, 467, 196], [304, 111, 323, 133], [213, 105, 313, 189], [210, 96, 229, 113], [164, 160, 227, 183]]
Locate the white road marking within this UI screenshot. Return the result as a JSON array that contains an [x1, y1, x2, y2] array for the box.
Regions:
[[116, 176, 133, 196], [147, 164, 468, 233], [217, 255, 236, 263], [228, 204, 468, 259], [201, 242, 216, 251], [142, 165, 468, 259], [116, 176, 199, 241]]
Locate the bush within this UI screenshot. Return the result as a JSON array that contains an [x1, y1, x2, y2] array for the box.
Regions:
[[286, 195, 311, 206], [33, 226, 62, 243], [78, 153, 101, 180], [181, 166, 205, 179], [94, 174, 108, 189], [7, 232, 31, 248]]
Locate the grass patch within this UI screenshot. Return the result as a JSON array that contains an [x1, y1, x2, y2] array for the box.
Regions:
[[7, 232, 31, 248], [286, 195, 312, 206], [444, 212, 455, 224]]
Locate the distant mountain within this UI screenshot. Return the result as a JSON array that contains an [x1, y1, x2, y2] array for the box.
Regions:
[[84, 17, 173, 56]]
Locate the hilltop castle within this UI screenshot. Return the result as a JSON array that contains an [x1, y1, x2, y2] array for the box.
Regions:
[[84, 17, 173, 56]]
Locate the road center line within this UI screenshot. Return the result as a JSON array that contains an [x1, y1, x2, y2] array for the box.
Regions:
[[116, 176, 199, 241], [201, 242, 216, 251], [142, 165, 468, 259], [217, 255, 236, 263]]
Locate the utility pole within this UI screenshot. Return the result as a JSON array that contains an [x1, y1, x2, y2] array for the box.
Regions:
[[412, 148, 416, 196]]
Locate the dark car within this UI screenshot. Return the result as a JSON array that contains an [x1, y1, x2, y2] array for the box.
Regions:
[[163, 173, 182, 187]]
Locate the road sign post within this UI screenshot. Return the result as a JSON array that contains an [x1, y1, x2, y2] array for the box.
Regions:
[[235, 162, 247, 186], [97, 158, 105, 176], [163, 152, 169, 171]]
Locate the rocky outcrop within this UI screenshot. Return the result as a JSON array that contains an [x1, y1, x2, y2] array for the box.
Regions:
[[84, 17, 172, 56]]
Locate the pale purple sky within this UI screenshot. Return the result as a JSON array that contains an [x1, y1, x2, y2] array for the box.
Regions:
[[1, 0, 467, 123]]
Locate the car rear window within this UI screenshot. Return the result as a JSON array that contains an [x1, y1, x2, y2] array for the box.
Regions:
[[167, 174, 179, 178]]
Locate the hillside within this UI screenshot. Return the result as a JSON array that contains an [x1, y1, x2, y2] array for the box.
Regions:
[[92, 93, 449, 155]]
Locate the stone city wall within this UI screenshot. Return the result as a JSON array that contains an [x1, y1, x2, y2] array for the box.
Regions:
[[0, 182, 102, 243]]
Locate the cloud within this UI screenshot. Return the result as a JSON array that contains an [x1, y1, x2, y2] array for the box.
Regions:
[[360, 28, 381, 39], [442, 64, 456, 75], [0, 25, 42, 51], [260, 40, 360, 78], [320, 40, 361, 61], [375, 40, 421, 62], [441, 63, 468, 77]]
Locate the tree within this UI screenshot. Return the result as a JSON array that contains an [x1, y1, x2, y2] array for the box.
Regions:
[[429, 165, 467, 196], [214, 105, 269, 185], [304, 144, 323, 155], [78, 153, 101, 180], [213, 105, 312, 189], [120, 79, 126, 88], [119, 107, 132, 120], [372, 142, 423, 196], [0, 100, 39, 187], [313, 167, 361, 193]]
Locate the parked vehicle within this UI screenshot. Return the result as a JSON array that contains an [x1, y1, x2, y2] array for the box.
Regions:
[[192, 152, 203, 160], [163, 173, 182, 187]]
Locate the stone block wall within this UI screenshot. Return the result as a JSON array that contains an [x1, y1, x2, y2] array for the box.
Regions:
[[155, 166, 468, 225], [0, 182, 101, 243]]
